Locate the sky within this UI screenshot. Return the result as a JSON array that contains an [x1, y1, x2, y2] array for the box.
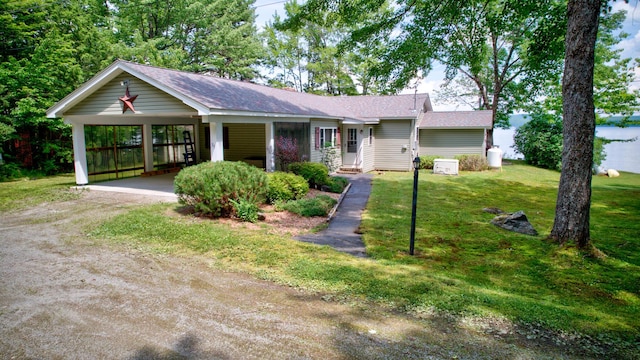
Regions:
[[253, 0, 640, 111]]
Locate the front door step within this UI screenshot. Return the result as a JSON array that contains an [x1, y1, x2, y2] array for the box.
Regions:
[[337, 167, 361, 174]]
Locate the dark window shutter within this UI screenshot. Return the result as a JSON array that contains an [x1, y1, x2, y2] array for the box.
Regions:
[[336, 127, 341, 147], [315, 127, 320, 149]]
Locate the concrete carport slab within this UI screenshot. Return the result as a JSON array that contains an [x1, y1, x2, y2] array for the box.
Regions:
[[77, 173, 178, 201]]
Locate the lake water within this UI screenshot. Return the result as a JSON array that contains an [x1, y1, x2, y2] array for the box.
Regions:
[[493, 126, 640, 174]]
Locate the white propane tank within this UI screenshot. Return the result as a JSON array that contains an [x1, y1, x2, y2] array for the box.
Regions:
[[487, 146, 503, 169]]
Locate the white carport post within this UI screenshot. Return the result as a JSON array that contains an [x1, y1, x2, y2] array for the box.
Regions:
[[205, 115, 224, 162], [142, 123, 154, 173], [71, 122, 88, 185], [265, 121, 274, 172]]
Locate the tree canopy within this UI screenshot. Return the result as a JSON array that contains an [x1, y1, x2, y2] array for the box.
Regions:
[[0, 0, 265, 174], [283, 0, 568, 147], [262, 0, 393, 95]]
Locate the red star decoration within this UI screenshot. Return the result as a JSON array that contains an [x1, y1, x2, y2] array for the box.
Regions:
[[119, 86, 138, 114]]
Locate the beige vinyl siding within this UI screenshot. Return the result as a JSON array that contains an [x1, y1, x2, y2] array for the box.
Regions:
[[66, 73, 196, 116], [362, 127, 375, 172], [223, 123, 265, 166], [374, 120, 412, 171], [419, 129, 485, 157], [310, 119, 341, 166]]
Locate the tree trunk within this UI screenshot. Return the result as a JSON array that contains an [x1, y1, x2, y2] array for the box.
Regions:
[[550, 0, 601, 249]]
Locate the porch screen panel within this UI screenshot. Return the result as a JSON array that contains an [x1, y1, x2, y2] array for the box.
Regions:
[[115, 126, 143, 177], [84, 125, 143, 182], [152, 124, 194, 170], [274, 122, 310, 170]]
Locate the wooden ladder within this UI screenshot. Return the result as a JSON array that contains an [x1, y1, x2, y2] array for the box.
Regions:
[[183, 130, 196, 166]]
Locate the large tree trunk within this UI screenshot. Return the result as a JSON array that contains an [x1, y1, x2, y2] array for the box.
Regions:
[[550, 0, 601, 249]]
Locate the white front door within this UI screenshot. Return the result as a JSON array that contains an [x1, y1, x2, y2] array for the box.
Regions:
[[343, 127, 361, 169]]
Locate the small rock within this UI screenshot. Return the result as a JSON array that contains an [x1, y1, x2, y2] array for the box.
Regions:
[[483, 207, 505, 215], [606, 169, 620, 177], [257, 213, 266, 221], [491, 210, 538, 236]]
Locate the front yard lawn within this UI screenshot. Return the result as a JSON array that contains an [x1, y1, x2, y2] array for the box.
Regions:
[[3, 164, 638, 357]]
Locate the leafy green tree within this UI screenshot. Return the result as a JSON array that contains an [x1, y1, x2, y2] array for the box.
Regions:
[[0, 0, 47, 62], [0, 0, 94, 173], [433, 0, 566, 140], [262, 12, 302, 90], [592, 10, 640, 125], [110, 0, 264, 79], [265, 0, 392, 95], [517, 9, 639, 172], [286, 0, 566, 143]]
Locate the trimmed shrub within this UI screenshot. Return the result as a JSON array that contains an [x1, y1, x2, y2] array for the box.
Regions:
[[266, 171, 309, 203], [322, 176, 349, 193], [419, 155, 440, 170], [455, 154, 489, 171], [288, 161, 329, 188], [281, 195, 337, 217], [174, 161, 267, 217]]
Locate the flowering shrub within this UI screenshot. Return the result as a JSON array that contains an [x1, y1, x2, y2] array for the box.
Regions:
[[275, 136, 301, 171]]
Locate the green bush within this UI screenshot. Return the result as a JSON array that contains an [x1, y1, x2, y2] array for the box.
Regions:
[[174, 161, 267, 217], [281, 195, 337, 217], [0, 162, 25, 181], [288, 162, 329, 188], [230, 198, 260, 223], [323, 176, 349, 193], [513, 114, 563, 171], [419, 155, 440, 169], [593, 137, 607, 168], [266, 171, 309, 203], [455, 154, 489, 171]]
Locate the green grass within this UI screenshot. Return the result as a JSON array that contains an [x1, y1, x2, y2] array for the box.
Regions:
[[4, 165, 639, 354], [92, 164, 639, 338], [0, 173, 80, 211], [362, 165, 640, 336]]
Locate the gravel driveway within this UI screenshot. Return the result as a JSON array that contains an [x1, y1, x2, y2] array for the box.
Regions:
[[0, 191, 593, 359]]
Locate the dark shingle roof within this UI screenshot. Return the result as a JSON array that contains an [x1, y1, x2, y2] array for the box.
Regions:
[[418, 110, 493, 129], [333, 94, 432, 120], [122, 61, 429, 120]]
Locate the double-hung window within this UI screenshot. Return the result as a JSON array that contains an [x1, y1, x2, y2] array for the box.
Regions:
[[319, 127, 337, 148]]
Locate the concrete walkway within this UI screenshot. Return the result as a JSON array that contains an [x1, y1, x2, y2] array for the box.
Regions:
[[295, 173, 373, 258]]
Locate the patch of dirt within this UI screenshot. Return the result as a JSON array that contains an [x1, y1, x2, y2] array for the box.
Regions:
[[0, 190, 615, 359]]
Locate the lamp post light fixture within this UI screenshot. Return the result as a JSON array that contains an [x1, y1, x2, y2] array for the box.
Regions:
[[410, 156, 420, 255]]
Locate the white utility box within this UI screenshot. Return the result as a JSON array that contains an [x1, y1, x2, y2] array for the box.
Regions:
[[433, 159, 459, 175]]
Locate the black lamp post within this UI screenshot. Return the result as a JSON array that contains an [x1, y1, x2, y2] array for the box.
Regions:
[[410, 156, 420, 255]]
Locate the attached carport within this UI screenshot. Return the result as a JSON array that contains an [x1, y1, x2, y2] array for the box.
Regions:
[[46, 60, 287, 185]]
